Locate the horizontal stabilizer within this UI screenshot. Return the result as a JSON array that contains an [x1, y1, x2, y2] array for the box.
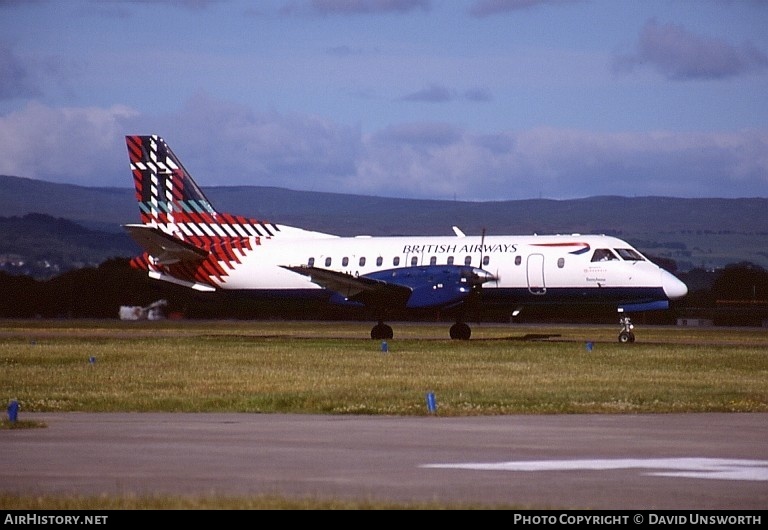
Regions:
[[124, 224, 209, 266], [148, 271, 216, 292]]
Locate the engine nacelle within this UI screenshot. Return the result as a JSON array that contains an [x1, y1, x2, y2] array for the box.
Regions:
[[366, 265, 496, 309]]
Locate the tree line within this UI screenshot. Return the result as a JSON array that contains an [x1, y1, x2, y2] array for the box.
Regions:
[[1, 258, 767, 326]]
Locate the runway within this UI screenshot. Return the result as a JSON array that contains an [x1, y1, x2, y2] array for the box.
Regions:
[[2, 412, 767, 509]]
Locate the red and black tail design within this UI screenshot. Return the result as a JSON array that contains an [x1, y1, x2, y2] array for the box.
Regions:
[[124, 135, 277, 291], [126, 135, 217, 225]]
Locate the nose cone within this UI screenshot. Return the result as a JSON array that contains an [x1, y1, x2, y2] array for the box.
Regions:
[[661, 270, 688, 299]]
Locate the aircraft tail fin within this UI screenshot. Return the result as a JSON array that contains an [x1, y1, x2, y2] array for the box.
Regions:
[[124, 135, 273, 290], [124, 134, 337, 291], [126, 135, 219, 224]]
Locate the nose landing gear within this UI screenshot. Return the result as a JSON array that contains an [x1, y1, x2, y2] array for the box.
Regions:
[[618, 316, 635, 343]]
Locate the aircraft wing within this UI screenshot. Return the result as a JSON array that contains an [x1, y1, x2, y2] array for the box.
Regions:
[[124, 224, 209, 266], [281, 265, 412, 306]]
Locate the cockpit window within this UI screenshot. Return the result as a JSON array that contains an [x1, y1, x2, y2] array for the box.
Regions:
[[591, 249, 618, 262], [614, 248, 645, 261]]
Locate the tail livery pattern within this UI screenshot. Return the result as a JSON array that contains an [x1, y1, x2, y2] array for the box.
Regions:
[[125, 135, 275, 290]]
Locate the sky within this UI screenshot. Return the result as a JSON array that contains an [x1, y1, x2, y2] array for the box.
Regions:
[[0, 0, 767, 201]]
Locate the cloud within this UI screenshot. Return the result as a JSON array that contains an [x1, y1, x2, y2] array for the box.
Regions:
[[464, 87, 493, 102], [399, 84, 456, 102], [112, 0, 221, 9], [153, 92, 362, 188], [613, 18, 768, 80], [0, 40, 79, 102], [0, 102, 138, 185], [0, 96, 766, 200], [398, 84, 493, 103], [0, 41, 42, 100], [373, 122, 463, 146], [0, 0, 43, 7], [360, 126, 768, 200], [312, 0, 430, 14], [90, 0, 224, 19], [299, 0, 431, 15], [468, 0, 580, 17]]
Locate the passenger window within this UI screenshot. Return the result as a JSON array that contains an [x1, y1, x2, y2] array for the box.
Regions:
[[325, 257, 332, 267], [482, 256, 490, 266], [342, 257, 349, 267], [308, 257, 315, 267], [464, 256, 472, 266], [557, 257, 565, 268], [376, 256, 383, 266], [430, 256, 437, 265], [411, 256, 418, 266], [591, 249, 617, 262], [447, 256, 454, 265], [359, 257, 366, 267], [515, 256, 521, 266], [393, 256, 400, 266]]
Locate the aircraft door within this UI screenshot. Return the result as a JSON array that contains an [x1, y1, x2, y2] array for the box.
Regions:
[[527, 254, 546, 294]]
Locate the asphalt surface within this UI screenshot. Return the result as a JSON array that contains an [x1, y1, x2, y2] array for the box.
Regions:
[[2, 412, 767, 509]]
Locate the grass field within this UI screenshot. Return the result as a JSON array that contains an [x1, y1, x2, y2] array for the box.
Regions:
[[2, 318, 767, 509], [2, 319, 767, 415]]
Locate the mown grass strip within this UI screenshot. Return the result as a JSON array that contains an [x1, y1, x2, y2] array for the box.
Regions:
[[2, 321, 766, 415]]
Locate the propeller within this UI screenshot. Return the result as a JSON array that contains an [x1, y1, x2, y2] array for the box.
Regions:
[[478, 227, 499, 286], [466, 227, 498, 287], [479, 227, 486, 269]]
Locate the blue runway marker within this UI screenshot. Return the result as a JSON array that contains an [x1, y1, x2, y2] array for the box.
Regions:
[[426, 392, 437, 414]]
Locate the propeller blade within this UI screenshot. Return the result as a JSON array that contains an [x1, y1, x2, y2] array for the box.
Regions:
[[480, 227, 486, 269]]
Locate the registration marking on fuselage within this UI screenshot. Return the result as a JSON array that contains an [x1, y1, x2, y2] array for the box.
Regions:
[[420, 458, 768, 481]]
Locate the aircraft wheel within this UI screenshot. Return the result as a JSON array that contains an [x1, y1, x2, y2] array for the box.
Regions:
[[618, 331, 634, 343], [371, 323, 393, 340], [450, 322, 471, 340]]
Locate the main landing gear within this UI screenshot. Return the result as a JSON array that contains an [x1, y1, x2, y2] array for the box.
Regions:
[[370, 321, 473, 340], [371, 321, 393, 340], [449, 322, 471, 340], [618, 316, 636, 343]]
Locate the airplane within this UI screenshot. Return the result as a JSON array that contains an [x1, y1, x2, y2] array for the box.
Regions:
[[123, 134, 688, 342]]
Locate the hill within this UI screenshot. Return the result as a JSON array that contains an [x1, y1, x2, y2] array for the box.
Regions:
[[2, 174, 768, 273], [0, 214, 140, 278]]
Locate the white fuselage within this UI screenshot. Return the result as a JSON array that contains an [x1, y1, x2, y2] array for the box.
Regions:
[[214, 230, 687, 303]]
